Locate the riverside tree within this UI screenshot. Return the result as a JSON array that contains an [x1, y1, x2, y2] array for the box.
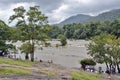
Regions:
[[9, 6, 50, 61], [57, 34, 67, 46], [87, 33, 120, 73], [0, 20, 16, 56], [20, 42, 32, 60]]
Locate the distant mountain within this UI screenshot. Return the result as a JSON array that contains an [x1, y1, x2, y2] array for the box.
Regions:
[[88, 9, 120, 22], [57, 14, 92, 26], [57, 9, 120, 26]]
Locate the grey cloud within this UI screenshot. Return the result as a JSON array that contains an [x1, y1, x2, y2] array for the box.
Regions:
[[0, 0, 63, 11], [0, 0, 120, 24], [61, 0, 120, 15]]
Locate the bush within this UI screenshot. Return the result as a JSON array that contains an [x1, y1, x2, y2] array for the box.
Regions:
[[80, 58, 96, 66], [57, 34, 67, 46], [45, 42, 51, 47]]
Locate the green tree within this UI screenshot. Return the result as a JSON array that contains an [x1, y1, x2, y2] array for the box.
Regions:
[[110, 19, 120, 38], [20, 42, 32, 60], [87, 33, 120, 73], [0, 20, 15, 56], [80, 58, 96, 66], [57, 34, 67, 46], [48, 26, 63, 38], [0, 40, 16, 56], [9, 6, 50, 61]]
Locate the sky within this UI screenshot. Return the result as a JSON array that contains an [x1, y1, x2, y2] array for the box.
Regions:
[[0, 0, 120, 25]]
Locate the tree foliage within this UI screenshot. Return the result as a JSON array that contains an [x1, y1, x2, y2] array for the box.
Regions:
[[87, 33, 120, 73], [57, 34, 67, 46], [9, 6, 50, 61], [20, 42, 32, 60], [50, 19, 120, 39], [80, 58, 96, 66]]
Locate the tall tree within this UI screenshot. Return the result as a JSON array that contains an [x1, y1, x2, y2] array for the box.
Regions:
[[0, 20, 16, 56], [110, 19, 120, 38], [9, 6, 50, 61], [87, 33, 120, 73]]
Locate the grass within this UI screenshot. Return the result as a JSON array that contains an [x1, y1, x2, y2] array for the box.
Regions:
[[0, 58, 38, 67], [39, 69, 56, 76], [0, 67, 32, 75], [71, 71, 101, 80]]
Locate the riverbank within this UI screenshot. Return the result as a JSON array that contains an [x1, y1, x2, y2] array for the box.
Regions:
[[0, 58, 102, 80]]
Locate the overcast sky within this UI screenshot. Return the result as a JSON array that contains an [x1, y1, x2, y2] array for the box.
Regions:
[[1, 0, 120, 25]]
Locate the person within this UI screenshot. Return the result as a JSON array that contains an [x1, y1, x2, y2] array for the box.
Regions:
[[111, 66, 116, 74], [81, 64, 86, 71], [105, 67, 111, 78], [98, 66, 102, 74], [39, 59, 43, 62]]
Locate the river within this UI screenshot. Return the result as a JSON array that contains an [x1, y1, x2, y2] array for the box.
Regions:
[[10, 40, 105, 70]]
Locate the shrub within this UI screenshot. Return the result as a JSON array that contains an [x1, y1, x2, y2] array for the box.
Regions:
[[57, 34, 67, 46], [45, 42, 51, 47], [80, 58, 96, 66]]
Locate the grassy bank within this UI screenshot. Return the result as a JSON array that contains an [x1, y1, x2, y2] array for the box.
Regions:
[[0, 67, 31, 75], [0, 58, 38, 67], [71, 71, 101, 80], [39, 69, 56, 76]]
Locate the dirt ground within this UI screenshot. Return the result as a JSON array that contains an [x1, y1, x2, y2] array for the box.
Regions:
[[0, 62, 120, 80]]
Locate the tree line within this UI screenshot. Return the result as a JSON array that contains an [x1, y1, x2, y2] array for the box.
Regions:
[[49, 20, 120, 39]]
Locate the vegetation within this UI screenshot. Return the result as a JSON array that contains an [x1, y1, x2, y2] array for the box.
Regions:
[[20, 42, 33, 60], [80, 58, 96, 66], [0, 5, 120, 79], [0, 67, 31, 75], [57, 34, 67, 46], [48, 26, 63, 38], [0, 58, 35, 67], [9, 6, 50, 62], [71, 71, 101, 80], [0, 20, 15, 56], [87, 33, 120, 73], [49, 19, 120, 39], [39, 69, 55, 76]]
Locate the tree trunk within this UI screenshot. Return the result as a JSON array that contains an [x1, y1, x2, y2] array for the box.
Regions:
[[31, 53, 34, 62], [105, 62, 109, 68], [31, 40, 34, 62], [117, 63, 120, 73], [25, 54, 29, 60]]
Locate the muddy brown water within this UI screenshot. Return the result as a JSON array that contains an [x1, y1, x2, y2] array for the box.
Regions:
[[10, 40, 106, 70]]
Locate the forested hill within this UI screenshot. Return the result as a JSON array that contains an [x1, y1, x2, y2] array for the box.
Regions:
[[57, 9, 120, 26], [57, 14, 92, 26], [88, 9, 120, 22]]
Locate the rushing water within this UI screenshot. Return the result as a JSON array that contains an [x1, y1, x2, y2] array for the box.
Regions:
[[34, 40, 90, 68], [10, 40, 105, 70]]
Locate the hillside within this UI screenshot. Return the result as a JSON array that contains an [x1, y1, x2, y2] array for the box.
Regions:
[[88, 9, 120, 22], [57, 9, 120, 26], [57, 14, 91, 26]]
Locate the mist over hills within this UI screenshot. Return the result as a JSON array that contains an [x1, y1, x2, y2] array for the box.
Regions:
[[56, 9, 120, 26]]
